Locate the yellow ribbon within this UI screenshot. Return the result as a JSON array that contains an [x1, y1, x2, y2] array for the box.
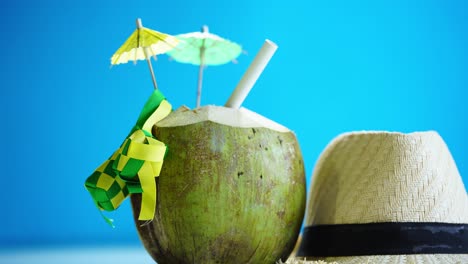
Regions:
[[114, 100, 172, 220]]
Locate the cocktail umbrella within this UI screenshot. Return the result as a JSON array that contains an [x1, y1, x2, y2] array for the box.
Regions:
[[168, 25, 242, 107], [111, 18, 179, 90]]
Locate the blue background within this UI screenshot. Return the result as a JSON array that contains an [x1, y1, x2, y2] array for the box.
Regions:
[[2, 0, 467, 248]]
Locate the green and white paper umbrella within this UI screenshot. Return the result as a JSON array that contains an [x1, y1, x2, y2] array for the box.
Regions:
[[168, 26, 242, 107]]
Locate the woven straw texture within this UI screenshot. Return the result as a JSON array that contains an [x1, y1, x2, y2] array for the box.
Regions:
[[280, 259, 337, 264], [295, 131, 468, 263], [300, 255, 467, 263]]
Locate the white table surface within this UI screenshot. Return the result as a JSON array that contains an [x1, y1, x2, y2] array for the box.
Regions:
[[0, 247, 156, 264]]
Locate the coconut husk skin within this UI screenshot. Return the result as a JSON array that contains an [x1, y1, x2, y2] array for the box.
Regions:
[[131, 120, 306, 264]]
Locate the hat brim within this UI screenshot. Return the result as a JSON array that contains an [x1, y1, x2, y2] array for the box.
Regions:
[[286, 254, 468, 263]]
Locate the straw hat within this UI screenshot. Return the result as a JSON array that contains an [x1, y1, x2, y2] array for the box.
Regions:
[[293, 131, 468, 263]]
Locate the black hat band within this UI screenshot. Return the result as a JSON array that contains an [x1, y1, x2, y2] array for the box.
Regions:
[[297, 222, 468, 257]]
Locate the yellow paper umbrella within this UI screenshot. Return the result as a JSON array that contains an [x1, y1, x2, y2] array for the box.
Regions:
[[111, 18, 179, 90]]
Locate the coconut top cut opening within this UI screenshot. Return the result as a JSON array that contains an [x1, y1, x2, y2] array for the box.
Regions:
[[156, 105, 290, 132]]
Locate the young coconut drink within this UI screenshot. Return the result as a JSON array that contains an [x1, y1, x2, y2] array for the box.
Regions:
[[130, 40, 306, 263]]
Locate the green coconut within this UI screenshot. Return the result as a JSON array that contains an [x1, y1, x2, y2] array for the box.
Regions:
[[131, 105, 306, 264]]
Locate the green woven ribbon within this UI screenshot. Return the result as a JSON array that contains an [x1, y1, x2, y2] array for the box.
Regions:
[[85, 90, 172, 226]]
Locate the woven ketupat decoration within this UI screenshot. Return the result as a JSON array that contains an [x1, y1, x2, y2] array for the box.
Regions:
[[85, 90, 171, 225], [85, 154, 130, 212]]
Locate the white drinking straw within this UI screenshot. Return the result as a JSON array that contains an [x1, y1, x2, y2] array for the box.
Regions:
[[225, 39, 278, 108]]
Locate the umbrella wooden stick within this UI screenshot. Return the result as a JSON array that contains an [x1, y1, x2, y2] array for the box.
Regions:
[[137, 18, 159, 90], [144, 48, 158, 90], [196, 64, 204, 108], [197, 45, 205, 108], [196, 26, 209, 108]]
